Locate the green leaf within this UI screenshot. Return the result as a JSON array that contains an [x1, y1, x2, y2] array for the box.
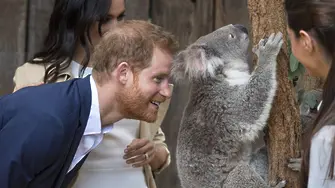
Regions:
[[288, 63, 305, 80], [303, 92, 317, 108], [297, 88, 305, 103], [289, 53, 300, 72], [302, 89, 323, 108]]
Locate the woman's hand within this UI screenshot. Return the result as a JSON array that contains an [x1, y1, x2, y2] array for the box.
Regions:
[[123, 138, 156, 168]]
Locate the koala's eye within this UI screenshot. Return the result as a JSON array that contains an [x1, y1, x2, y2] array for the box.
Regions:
[[229, 33, 235, 39], [215, 65, 224, 75]]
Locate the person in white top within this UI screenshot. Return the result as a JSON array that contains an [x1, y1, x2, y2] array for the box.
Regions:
[[285, 0, 335, 187]]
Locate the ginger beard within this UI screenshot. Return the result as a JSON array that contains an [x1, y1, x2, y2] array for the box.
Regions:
[[116, 74, 162, 123]]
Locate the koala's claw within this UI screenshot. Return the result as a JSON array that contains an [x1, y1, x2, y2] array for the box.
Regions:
[[288, 157, 302, 172], [273, 180, 287, 188], [267, 33, 275, 43], [253, 32, 283, 57], [254, 32, 283, 62], [252, 45, 259, 55], [252, 39, 264, 56], [262, 37, 269, 45]]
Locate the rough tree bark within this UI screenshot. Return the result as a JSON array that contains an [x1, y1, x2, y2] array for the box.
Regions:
[[248, 0, 302, 188]]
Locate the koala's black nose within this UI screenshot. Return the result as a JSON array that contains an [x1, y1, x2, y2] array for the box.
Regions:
[[233, 24, 248, 35]]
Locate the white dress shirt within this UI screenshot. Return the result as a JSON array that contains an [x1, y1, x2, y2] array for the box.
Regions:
[[67, 62, 113, 172], [69, 61, 147, 188]]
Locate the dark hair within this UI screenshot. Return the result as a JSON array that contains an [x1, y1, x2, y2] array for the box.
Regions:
[[285, 0, 335, 187], [29, 0, 113, 83]]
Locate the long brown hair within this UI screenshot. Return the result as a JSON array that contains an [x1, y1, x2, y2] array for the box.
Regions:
[[285, 0, 335, 187], [29, 0, 115, 83]]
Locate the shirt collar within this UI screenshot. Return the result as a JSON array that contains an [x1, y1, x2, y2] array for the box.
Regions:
[[85, 76, 113, 135], [70, 60, 93, 78]]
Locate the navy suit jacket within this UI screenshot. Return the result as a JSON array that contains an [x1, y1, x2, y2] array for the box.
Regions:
[[0, 76, 92, 188]]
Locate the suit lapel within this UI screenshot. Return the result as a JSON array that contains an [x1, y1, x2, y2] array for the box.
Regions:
[[54, 76, 92, 188], [76, 76, 92, 125]]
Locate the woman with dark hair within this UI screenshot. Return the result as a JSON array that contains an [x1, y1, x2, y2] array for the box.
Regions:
[[285, 0, 335, 187], [13, 0, 172, 188]]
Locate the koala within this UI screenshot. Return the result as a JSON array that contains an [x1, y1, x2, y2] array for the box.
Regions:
[[172, 24, 286, 188]]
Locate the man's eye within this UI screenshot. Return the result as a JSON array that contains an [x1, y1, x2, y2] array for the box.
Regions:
[[153, 77, 163, 83]]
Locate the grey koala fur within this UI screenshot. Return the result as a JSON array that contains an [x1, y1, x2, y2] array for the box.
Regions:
[[172, 24, 286, 188]]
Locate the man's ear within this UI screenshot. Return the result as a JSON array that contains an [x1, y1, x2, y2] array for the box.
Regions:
[[115, 62, 131, 85]]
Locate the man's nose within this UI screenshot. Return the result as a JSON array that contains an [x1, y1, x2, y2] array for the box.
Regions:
[[160, 84, 173, 99]]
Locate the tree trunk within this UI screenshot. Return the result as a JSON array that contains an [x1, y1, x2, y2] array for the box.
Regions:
[[248, 0, 302, 188]]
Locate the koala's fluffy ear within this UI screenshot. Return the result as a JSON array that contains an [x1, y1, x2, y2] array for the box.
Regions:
[[171, 46, 207, 82], [171, 50, 188, 82]]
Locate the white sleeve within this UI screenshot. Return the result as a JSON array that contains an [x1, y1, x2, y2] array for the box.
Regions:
[[308, 126, 335, 188]]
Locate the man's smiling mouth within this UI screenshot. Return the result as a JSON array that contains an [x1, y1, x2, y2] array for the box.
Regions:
[[150, 101, 161, 108]]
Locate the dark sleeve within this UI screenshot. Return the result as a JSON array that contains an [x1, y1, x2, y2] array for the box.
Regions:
[[0, 114, 64, 188]]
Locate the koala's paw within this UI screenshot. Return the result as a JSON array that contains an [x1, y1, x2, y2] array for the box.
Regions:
[[252, 36, 267, 57], [257, 32, 284, 60], [252, 45, 260, 57], [271, 180, 286, 188], [288, 157, 302, 172]]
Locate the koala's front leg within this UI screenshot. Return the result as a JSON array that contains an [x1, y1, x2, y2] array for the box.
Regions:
[[236, 32, 283, 142], [222, 163, 286, 188]]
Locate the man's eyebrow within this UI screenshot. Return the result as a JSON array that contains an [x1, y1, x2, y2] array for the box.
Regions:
[[154, 73, 169, 78]]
